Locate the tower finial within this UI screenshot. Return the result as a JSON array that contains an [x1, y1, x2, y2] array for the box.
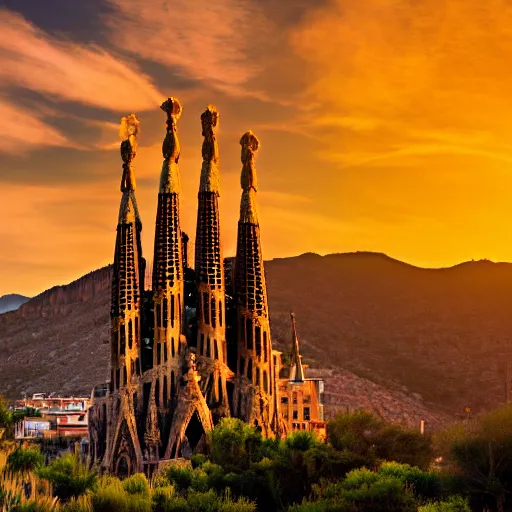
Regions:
[[289, 312, 305, 382], [239, 130, 260, 224], [199, 105, 220, 194], [119, 114, 140, 192], [159, 97, 182, 193]]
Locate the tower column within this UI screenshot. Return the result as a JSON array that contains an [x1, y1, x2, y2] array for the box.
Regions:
[[233, 131, 278, 436]]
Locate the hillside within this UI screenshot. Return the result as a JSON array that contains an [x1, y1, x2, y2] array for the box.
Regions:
[[0, 294, 30, 314], [2, 252, 512, 428]]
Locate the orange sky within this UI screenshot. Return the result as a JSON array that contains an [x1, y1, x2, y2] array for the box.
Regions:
[[1, 0, 512, 297]]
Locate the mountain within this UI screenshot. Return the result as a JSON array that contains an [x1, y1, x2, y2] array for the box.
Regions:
[[0, 294, 30, 314], [2, 252, 512, 429]]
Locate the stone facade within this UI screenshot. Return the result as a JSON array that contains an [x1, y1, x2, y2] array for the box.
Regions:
[[88, 98, 325, 476]]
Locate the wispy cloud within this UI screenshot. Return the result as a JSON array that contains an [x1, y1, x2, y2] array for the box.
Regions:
[[0, 99, 73, 154], [104, 0, 269, 98], [290, 0, 512, 165], [0, 8, 164, 112]]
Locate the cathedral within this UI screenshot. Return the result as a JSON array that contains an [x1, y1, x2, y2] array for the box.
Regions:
[[88, 97, 325, 477]]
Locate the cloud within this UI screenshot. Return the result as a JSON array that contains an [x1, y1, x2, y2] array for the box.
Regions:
[[290, 0, 512, 164], [0, 98, 73, 154], [104, 0, 269, 98], [0, 8, 164, 112]]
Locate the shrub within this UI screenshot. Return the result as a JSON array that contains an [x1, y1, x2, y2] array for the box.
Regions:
[[6, 447, 44, 475], [37, 453, 97, 502], [151, 486, 175, 512], [60, 495, 93, 512], [165, 464, 195, 493], [90, 477, 128, 512], [419, 495, 471, 512], [123, 473, 150, 496], [285, 432, 320, 452], [10, 496, 59, 512]]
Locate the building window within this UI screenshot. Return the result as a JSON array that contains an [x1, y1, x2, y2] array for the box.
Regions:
[[303, 407, 311, 421], [281, 396, 288, 404], [292, 410, 298, 420], [292, 392, 298, 405], [302, 423, 306, 430], [303, 395, 311, 404]]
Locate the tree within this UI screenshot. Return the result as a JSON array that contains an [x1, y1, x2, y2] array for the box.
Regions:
[[442, 404, 512, 512], [327, 410, 434, 470], [37, 453, 97, 502]]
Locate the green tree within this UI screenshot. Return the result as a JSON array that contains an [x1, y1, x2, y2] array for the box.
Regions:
[[327, 410, 434, 470], [37, 453, 97, 502], [440, 404, 512, 512]]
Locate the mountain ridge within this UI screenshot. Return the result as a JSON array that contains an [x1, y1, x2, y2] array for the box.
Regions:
[[2, 251, 512, 429]]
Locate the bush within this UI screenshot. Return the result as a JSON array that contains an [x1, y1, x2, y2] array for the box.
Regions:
[[151, 486, 175, 512], [91, 477, 128, 512], [419, 495, 471, 512], [37, 453, 97, 502], [123, 473, 150, 496], [165, 464, 195, 493], [285, 432, 320, 452], [10, 496, 59, 512], [60, 495, 93, 512], [6, 447, 44, 475]]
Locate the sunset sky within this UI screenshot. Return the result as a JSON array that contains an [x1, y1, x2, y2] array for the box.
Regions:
[[1, 0, 512, 297]]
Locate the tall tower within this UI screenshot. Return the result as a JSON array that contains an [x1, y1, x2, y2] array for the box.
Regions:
[[105, 114, 145, 474], [150, 98, 186, 456], [233, 131, 277, 436], [194, 105, 231, 422]]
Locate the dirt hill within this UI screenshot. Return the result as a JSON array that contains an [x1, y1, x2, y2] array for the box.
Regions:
[[2, 252, 511, 429]]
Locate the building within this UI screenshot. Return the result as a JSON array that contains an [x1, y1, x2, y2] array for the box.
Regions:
[[277, 314, 326, 440], [88, 98, 324, 476]]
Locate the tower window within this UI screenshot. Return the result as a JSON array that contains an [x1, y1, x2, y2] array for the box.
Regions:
[[214, 339, 219, 360], [246, 318, 253, 350], [211, 298, 216, 329], [255, 326, 261, 357], [170, 295, 175, 328], [247, 360, 253, 381], [164, 342, 168, 362], [157, 343, 161, 365], [219, 301, 223, 327], [203, 293, 210, 324], [155, 379, 160, 407], [206, 337, 211, 358]]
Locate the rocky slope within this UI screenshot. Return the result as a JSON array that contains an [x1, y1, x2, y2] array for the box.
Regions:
[[0, 294, 30, 314], [3, 252, 512, 429]]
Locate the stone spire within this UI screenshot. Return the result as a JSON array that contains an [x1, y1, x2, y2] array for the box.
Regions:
[[105, 113, 145, 473], [289, 313, 305, 382], [194, 105, 232, 422], [233, 131, 277, 436], [151, 98, 186, 457], [111, 113, 144, 387]]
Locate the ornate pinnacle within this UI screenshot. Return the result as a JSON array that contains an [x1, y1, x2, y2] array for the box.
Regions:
[[159, 97, 182, 194], [239, 130, 260, 224], [240, 130, 259, 192], [161, 97, 182, 161], [119, 114, 139, 192], [199, 105, 220, 194]]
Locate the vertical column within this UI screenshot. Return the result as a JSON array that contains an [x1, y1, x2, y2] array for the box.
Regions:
[[233, 131, 277, 436], [194, 105, 231, 422]]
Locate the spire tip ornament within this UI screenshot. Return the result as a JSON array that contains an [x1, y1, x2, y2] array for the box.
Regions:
[[199, 104, 220, 194], [159, 97, 182, 193]]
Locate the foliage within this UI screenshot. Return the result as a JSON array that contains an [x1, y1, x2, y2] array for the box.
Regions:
[[0, 396, 12, 428], [123, 473, 150, 496], [37, 453, 96, 502], [91, 476, 128, 512], [59, 495, 93, 512], [208, 418, 264, 471], [6, 447, 45, 476], [327, 410, 434, 470], [440, 404, 512, 512], [418, 495, 471, 512]]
